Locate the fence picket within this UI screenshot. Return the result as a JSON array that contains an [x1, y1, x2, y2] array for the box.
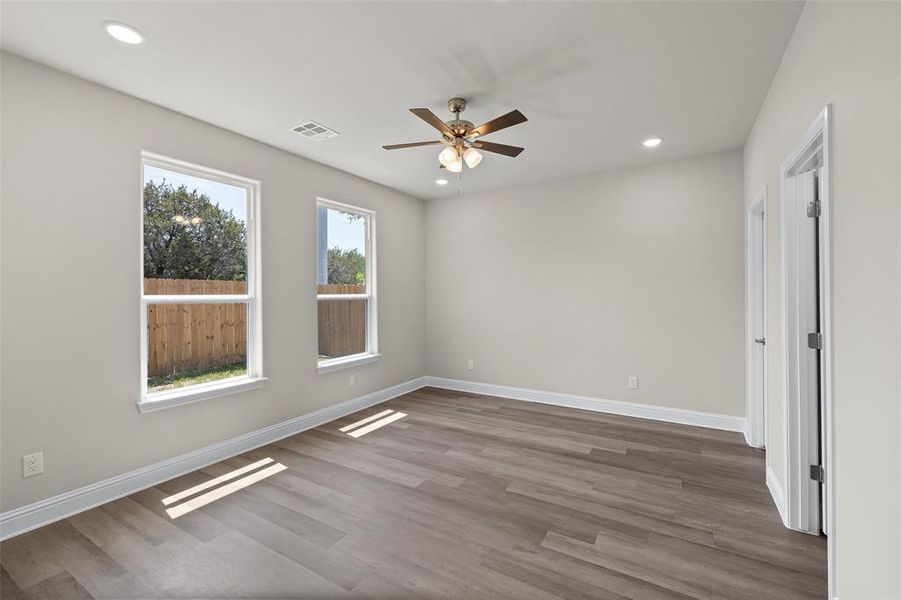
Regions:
[[144, 278, 247, 377], [316, 284, 366, 359], [143, 279, 367, 377]]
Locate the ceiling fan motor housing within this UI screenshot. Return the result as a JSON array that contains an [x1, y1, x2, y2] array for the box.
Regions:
[[446, 120, 475, 139], [446, 98, 472, 138]]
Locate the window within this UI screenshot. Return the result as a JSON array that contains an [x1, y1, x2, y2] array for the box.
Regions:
[[316, 198, 377, 372], [140, 153, 263, 411]]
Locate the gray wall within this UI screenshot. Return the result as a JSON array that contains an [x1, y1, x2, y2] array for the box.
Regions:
[[425, 150, 745, 416], [0, 53, 426, 511], [742, 2, 900, 596]]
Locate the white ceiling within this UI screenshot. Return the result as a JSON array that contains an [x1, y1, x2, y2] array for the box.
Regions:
[[1, 1, 803, 200]]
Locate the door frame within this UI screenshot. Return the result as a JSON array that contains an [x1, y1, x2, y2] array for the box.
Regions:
[[779, 105, 835, 595], [745, 187, 767, 449]]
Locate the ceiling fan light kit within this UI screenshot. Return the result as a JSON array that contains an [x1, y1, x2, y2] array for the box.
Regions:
[[383, 97, 527, 173]]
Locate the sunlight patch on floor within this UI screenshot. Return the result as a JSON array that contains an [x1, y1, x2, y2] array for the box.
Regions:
[[347, 411, 407, 438], [339, 409, 394, 432], [162, 457, 275, 506], [163, 460, 286, 519]]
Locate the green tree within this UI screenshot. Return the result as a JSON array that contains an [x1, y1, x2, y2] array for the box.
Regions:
[[327, 247, 365, 285], [143, 180, 246, 280]]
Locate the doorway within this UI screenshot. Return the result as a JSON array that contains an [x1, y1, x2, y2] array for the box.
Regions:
[[746, 189, 767, 449], [779, 105, 834, 592]]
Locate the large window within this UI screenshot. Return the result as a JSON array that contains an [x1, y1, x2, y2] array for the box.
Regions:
[[316, 198, 377, 372], [140, 153, 263, 410]]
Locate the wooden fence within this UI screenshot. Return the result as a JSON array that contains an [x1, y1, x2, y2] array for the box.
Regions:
[[145, 278, 247, 377], [145, 279, 367, 376], [317, 284, 366, 359]]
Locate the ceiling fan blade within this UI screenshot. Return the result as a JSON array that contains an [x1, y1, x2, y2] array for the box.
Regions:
[[468, 110, 527, 138], [410, 108, 454, 138], [472, 140, 524, 157], [382, 141, 443, 150]]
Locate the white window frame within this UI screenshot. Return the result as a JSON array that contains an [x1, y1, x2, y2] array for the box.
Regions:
[[316, 197, 378, 374], [138, 152, 264, 413]]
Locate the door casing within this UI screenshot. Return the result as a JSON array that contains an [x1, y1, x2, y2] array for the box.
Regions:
[[779, 104, 835, 596]]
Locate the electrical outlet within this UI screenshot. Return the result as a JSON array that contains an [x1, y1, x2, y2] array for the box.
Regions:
[[467, 359, 475, 371], [349, 374, 355, 386], [23, 452, 43, 478], [628, 376, 639, 390]]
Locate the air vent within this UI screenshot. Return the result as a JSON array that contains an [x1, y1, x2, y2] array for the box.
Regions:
[[292, 121, 340, 141]]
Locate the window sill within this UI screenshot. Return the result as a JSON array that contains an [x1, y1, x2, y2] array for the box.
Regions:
[[138, 376, 267, 414], [317, 353, 381, 374]]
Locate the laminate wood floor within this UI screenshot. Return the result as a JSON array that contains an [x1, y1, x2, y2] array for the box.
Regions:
[[0, 387, 826, 599]]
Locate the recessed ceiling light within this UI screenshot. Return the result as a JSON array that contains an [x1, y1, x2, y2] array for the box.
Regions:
[[643, 137, 663, 148], [104, 21, 145, 45], [435, 178, 449, 186]]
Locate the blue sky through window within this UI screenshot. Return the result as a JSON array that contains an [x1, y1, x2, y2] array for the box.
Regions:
[[144, 165, 247, 224], [327, 208, 365, 253]]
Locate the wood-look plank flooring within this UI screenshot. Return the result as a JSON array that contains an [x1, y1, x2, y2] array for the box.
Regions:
[[0, 387, 826, 599]]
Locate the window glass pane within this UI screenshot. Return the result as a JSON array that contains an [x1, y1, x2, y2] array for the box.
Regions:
[[147, 303, 247, 392], [317, 206, 366, 295], [143, 165, 247, 294], [318, 298, 366, 361]]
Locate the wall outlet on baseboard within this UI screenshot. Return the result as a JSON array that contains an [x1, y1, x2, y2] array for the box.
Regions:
[[23, 452, 43, 478], [349, 374, 355, 386], [467, 359, 475, 371], [628, 376, 639, 390]]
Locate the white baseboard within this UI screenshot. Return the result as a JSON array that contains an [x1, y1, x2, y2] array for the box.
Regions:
[[423, 376, 746, 433], [0, 376, 428, 541], [766, 465, 788, 527]]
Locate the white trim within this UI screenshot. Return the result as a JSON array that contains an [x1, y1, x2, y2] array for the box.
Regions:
[[424, 377, 746, 432], [316, 294, 368, 301], [745, 187, 767, 449], [139, 152, 264, 405], [142, 294, 250, 304], [138, 376, 268, 413], [142, 152, 261, 188], [778, 105, 835, 596], [0, 376, 428, 541], [315, 196, 375, 217], [767, 465, 788, 527], [317, 352, 381, 374]]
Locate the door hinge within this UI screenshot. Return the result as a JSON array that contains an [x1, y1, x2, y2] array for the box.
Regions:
[[809, 464, 825, 483], [807, 332, 823, 350], [807, 200, 821, 218]]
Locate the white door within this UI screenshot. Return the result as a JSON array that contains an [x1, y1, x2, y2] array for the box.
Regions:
[[815, 167, 830, 536], [747, 198, 767, 448], [797, 168, 828, 535]]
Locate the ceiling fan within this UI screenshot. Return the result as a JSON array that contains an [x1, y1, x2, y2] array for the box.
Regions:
[[383, 98, 527, 172]]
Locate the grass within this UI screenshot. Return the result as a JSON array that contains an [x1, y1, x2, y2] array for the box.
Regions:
[[148, 362, 246, 392]]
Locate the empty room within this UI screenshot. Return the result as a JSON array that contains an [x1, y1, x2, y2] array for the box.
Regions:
[[1, 1, 899, 599]]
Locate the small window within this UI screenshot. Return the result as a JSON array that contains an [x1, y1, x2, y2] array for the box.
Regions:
[[141, 153, 262, 406], [316, 199, 377, 371]]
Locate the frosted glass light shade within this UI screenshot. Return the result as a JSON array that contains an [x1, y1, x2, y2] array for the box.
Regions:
[[463, 147, 483, 169], [438, 146, 459, 168]]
